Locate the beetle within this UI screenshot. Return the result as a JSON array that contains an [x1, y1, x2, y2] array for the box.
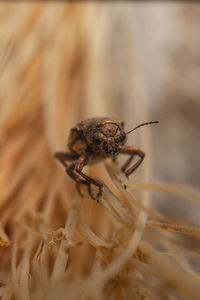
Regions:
[[55, 117, 158, 202]]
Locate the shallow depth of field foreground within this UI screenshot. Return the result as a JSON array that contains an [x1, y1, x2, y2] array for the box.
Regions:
[[0, 2, 200, 300]]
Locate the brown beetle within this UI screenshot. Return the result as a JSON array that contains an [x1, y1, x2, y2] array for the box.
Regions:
[[55, 117, 158, 202]]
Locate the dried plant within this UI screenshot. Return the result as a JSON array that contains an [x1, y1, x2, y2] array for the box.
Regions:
[[0, 2, 200, 300]]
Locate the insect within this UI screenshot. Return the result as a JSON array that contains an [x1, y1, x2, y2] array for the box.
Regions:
[[55, 117, 158, 202]]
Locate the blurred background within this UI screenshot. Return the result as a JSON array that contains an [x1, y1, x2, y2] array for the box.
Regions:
[[133, 2, 200, 220], [134, 3, 200, 188], [0, 1, 200, 298]]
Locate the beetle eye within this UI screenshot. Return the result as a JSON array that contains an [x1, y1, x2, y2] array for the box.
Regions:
[[93, 132, 101, 144], [120, 131, 126, 142]]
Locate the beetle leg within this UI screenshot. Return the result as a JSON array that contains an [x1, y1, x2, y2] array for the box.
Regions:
[[55, 152, 82, 186], [65, 162, 90, 196], [66, 162, 82, 183], [65, 161, 96, 200], [121, 154, 134, 172], [118, 146, 145, 177], [75, 156, 103, 202], [54, 151, 77, 168], [55, 152, 96, 199]]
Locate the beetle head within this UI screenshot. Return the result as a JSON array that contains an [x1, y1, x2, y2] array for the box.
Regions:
[[85, 120, 126, 155]]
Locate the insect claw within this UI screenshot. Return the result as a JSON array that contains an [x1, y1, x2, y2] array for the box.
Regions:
[[124, 172, 129, 179], [119, 180, 127, 190], [95, 186, 103, 203]]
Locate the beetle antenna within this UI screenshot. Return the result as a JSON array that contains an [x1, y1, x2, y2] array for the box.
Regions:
[[126, 121, 159, 135]]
